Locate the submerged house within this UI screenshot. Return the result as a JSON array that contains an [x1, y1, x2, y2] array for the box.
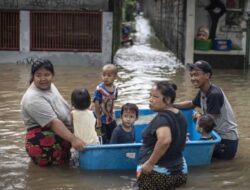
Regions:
[[0, 0, 122, 65], [143, 0, 249, 69]]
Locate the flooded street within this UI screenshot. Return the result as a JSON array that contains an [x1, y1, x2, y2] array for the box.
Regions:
[[115, 16, 182, 106], [1, 16, 250, 189]]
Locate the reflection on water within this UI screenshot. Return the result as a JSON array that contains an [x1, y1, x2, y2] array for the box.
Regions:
[[1, 16, 250, 189], [115, 44, 181, 106]]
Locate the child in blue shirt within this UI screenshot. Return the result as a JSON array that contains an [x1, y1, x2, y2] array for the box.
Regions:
[[93, 64, 118, 144], [110, 103, 139, 144]]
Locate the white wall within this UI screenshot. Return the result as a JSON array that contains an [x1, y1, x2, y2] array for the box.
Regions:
[[185, 0, 196, 64], [20, 11, 30, 52]]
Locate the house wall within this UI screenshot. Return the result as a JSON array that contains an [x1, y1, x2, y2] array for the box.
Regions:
[[0, 11, 113, 65], [142, 0, 247, 68], [0, 0, 109, 11], [20, 11, 30, 53], [143, 0, 186, 63], [194, 0, 246, 69], [185, 0, 195, 64], [245, 0, 250, 12], [195, 0, 244, 50]]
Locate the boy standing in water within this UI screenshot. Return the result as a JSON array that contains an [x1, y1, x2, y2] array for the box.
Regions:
[[110, 103, 139, 144], [93, 64, 118, 144]]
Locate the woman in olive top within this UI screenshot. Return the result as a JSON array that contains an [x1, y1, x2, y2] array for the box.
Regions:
[[21, 59, 85, 166]]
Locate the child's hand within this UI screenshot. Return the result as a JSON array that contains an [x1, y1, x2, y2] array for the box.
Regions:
[[88, 103, 95, 111], [193, 112, 201, 121]]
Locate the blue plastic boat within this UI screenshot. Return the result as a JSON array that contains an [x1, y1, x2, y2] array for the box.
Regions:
[[79, 108, 221, 170]]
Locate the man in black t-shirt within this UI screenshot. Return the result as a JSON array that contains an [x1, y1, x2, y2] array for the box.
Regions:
[[174, 60, 239, 160]]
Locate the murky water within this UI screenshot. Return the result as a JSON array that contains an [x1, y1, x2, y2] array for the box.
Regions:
[[1, 16, 250, 190]]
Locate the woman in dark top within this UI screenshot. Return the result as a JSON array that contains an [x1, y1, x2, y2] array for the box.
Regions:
[[137, 81, 188, 190]]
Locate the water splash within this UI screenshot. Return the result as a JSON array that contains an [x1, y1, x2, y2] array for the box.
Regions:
[[134, 16, 151, 45]]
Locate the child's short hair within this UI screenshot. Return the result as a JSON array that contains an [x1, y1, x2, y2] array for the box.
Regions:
[[198, 114, 216, 134], [121, 103, 139, 118], [71, 88, 91, 110], [102, 64, 118, 75]]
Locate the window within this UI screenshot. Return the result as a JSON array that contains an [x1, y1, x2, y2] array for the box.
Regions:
[[30, 11, 102, 52], [0, 11, 19, 50]]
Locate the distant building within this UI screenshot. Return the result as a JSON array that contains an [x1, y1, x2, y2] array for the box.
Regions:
[[0, 0, 122, 65]]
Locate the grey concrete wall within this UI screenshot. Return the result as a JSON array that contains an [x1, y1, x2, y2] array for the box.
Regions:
[[102, 12, 113, 64], [244, 0, 250, 12], [0, 11, 113, 65], [0, 0, 109, 11], [143, 0, 186, 63], [185, 0, 195, 64], [20, 11, 30, 52]]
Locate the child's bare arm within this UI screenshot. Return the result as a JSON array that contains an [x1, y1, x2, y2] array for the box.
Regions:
[[70, 111, 74, 133], [94, 101, 102, 128]]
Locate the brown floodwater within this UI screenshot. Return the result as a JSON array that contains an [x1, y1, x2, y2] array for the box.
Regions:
[[0, 61, 250, 190], [1, 16, 250, 190]]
